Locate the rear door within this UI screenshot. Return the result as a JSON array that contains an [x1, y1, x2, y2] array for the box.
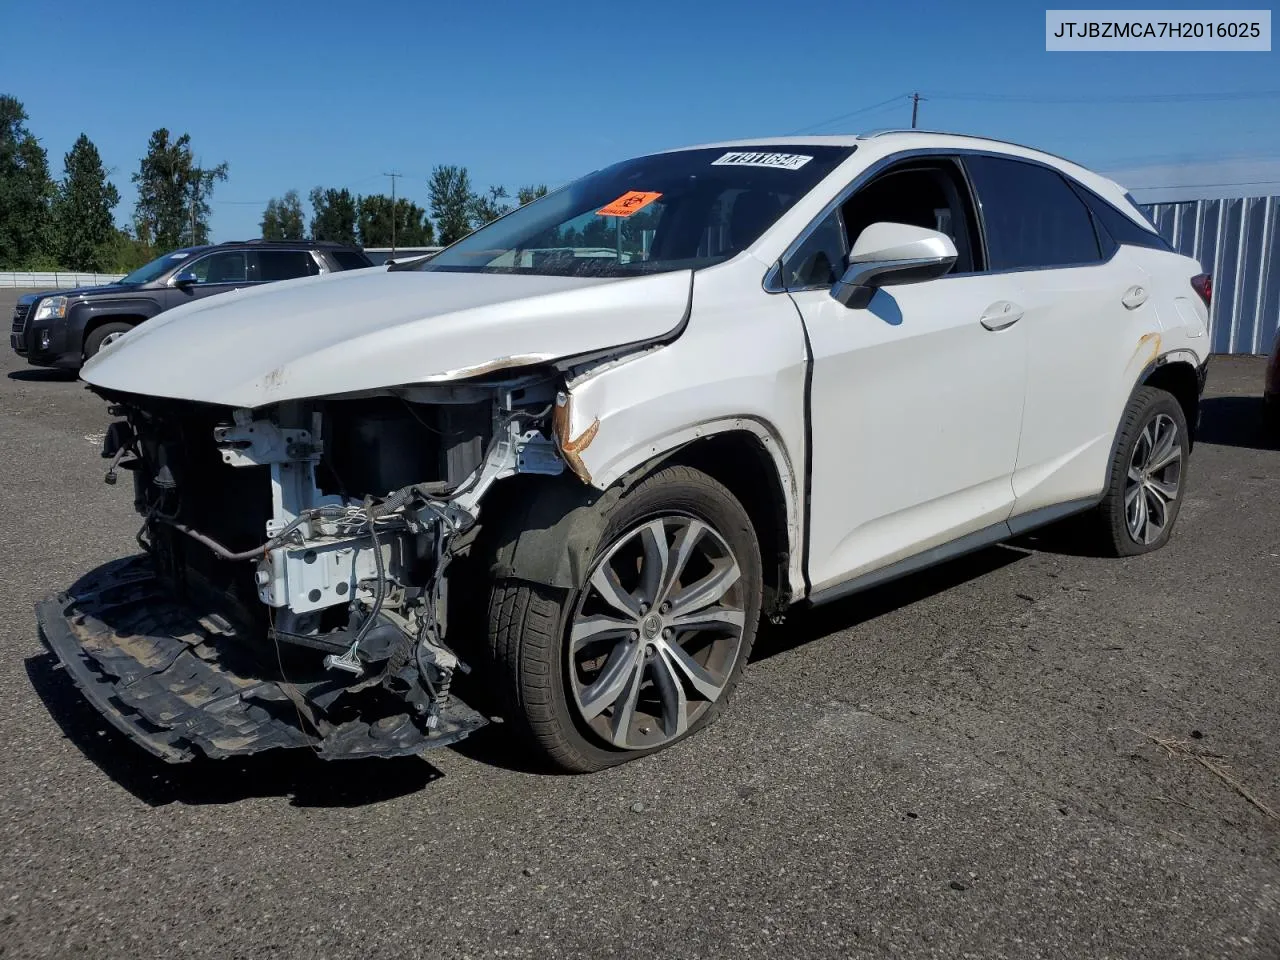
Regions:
[[783, 157, 1028, 593], [250, 249, 322, 283], [963, 155, 1158, 516]]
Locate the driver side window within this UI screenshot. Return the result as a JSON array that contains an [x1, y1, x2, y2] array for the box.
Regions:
[[188, 251, 248, 284], [780, 157, 981, 291]]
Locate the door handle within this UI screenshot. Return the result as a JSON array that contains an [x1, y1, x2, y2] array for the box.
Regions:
[[979, 301, 1023, 331], [1121, 285, 1148, 309]]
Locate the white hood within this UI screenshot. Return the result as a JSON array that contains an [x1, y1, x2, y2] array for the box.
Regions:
[[81, 267, 692, 407]]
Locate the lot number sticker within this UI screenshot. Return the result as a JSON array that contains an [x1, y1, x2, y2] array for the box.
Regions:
[[597, 191, 663, 217], [711, 151, 813, 171]]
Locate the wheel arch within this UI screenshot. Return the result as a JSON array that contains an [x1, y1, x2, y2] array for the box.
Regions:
[[478, 422, 803, 617], [82, 312, 150, 348], [1140, 352, 1203, 448]]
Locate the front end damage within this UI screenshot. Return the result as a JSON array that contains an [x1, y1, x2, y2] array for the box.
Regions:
[[38, 373, 576, 761]]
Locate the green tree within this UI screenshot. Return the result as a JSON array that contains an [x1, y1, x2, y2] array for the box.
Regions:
[[97, 227, 151, 272], [261, 189, 305, 240], [429, 164, 474, 245], [0, 95, 55, 268], [132, 128, 228, 251], [308, 186, 359, 245], [356, 194, 433, 247], [52, 134, 120, 271], [517, 184, 549, 206], [470, 185, 511, 228]]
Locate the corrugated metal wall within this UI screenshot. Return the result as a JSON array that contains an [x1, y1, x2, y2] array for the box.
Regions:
[[1139, 196, 1280, 355]]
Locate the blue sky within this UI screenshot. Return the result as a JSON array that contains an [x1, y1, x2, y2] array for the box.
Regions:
[[4, 0, 1277, 240]]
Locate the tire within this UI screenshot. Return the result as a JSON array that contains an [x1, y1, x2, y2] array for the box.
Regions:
[[1090, 385, 1190, 557], [486, 465, 763, 772], [83, 322, 135, 360]]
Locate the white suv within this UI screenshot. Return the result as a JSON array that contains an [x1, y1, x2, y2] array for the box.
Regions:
[[48, 132, 1210, 772]]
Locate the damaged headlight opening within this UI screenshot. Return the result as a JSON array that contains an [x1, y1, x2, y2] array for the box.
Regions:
[[89, 373, 569, 758]]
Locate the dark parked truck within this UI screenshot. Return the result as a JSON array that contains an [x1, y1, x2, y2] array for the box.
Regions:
[[10, 240, 372, 369]]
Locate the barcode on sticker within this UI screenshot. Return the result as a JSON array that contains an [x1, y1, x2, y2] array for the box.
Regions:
[[711, 151, 814, 171]]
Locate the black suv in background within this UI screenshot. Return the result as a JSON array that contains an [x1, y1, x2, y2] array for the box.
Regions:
[[10, 240, 373, 369]]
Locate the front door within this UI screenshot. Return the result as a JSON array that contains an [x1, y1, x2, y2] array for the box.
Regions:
[[781, 157, 1028, 594]]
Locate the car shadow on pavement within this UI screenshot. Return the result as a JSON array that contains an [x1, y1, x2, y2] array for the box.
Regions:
[[752, 543, 1030, 661], [1196, 395, 1278, 451], [6, 368, 78, 383], [25, 651, 443, 808]]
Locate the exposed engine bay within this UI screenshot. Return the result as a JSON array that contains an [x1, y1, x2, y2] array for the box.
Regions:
[[39, 372, 573, 761]]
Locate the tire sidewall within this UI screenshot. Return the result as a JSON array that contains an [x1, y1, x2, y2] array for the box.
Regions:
[[545, 468, 763, 770], [1108, 388, 1190, 555], [84, 321, 134, 360]]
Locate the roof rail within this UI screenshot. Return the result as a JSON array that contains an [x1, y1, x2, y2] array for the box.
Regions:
[[216, 239, 355, 248], [857, 128, 1084, 168]]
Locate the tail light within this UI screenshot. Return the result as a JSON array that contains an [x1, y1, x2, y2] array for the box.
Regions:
[[1190, 273, 1212, 308]]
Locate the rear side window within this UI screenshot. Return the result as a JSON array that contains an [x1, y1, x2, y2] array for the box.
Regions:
[[330, 250, 373, 271], [1073, 187, 1173, 252], [251, 250, 320, 282], [965, 156, 1101, 270]]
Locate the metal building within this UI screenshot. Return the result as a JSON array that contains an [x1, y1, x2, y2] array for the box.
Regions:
[[1140, 196, 1280, 356]]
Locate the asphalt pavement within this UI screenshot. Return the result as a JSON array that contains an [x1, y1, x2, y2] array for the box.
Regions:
[[1, 289, 1278, 959]]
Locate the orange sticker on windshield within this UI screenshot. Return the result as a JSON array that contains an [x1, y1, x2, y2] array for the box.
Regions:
[[597, 191, 662, 217]]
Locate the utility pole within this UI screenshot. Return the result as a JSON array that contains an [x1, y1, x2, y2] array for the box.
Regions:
[[910, 92, 923, 129], [383, 171, 402, 255]]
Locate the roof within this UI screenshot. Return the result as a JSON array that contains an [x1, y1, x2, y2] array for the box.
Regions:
[[660, 129, 1130, 213]]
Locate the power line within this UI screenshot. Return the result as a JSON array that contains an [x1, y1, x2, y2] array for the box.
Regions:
[[929, 89, 1280, 105], [785, 93, 913, 135]]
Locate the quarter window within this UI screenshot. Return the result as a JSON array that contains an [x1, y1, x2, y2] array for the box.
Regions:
[[965, 156, 1102, 270]]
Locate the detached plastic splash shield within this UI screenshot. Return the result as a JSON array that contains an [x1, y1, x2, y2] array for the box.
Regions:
[[35, 557, 487, 763]]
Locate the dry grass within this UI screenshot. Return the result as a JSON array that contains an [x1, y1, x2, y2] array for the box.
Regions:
[[1140, 730, 1280, 824]]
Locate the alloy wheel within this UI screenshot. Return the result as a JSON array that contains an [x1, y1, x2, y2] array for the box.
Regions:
[[567, 515, 746, 751], [1124, 413, 1182, 544]]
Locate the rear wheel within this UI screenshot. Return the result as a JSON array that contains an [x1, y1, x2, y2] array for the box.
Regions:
[[83, 321, 134, 360], [486, 466, 762, 772], [1091, 386, 1189, 556]]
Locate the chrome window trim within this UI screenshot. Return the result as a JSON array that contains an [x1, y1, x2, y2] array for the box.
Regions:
[[764, 147, 1119, 294]]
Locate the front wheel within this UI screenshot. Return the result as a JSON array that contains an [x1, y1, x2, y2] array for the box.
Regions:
[[486, 465, 762, 772], [1091, 386, 1189, 556], [83, 321, 134, 360]]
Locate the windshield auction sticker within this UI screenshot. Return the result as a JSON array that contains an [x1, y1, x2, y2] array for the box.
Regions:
[[711, 152, 814, 170], [597, 191, 663, 217]]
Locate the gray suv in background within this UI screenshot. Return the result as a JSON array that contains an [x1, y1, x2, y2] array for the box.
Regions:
[[10, 240, 373, 369]]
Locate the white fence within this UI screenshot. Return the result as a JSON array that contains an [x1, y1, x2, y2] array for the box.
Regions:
[[0, 271, 124, 289]]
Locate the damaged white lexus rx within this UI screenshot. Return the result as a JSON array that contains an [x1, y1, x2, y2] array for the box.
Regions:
[[39, 132, 1211, 772]]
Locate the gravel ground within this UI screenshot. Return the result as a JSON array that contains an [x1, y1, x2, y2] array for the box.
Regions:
[[1, 289, 1278, 959]]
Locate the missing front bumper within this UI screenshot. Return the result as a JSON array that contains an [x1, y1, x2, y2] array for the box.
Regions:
[[36, 556, 488, 763]]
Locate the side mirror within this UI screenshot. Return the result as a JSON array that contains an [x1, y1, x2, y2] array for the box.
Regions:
[[832, 222, 958, 308], [172, 271, 198, 288]]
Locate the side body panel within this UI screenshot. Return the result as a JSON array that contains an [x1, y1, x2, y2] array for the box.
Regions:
[[1011, 248, 1210, 515], [790, 275, 1026, 593], [563, 258, 811, 602]]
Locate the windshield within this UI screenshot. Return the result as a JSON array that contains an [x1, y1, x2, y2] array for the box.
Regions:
[[417, 145, 854, 278], [117, 250, 196, 285]]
